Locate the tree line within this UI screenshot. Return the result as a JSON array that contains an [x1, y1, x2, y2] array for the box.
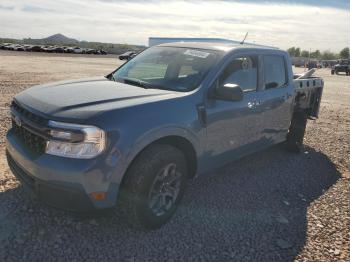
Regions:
[[287, 47, 350, 60]]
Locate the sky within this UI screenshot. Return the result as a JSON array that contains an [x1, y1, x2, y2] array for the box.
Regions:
[[0, 0, 349, 51]]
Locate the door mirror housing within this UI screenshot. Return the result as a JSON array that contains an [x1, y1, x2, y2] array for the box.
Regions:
[[212, 83, 243, 101]]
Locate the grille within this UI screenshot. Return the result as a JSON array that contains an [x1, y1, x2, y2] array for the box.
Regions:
[[11, 101, 47, 154], [11, 101, 47, 126], [12, 120, 47, 154]]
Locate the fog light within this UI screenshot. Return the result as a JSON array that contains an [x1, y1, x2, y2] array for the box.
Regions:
[[90, 192, 106, 201]]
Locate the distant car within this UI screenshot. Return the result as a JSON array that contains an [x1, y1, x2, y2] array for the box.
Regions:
[[5, 44, 17, 50], [307, 61, 318, 70], [40, 46, 52, 52], [30, 45, 43, 52], [119, 51, 136, 60], [46, 47, 55, 53], [0, 43, 11, 50], [84, 48, 95, 54], [93, 49, 107, 55], [63, 47, 74, 53], [51, 46, 65, 53], [17, 45, 25, 51], [331, 59, 350, 75], [6, 44, 24, 51], [73, 47, 84, 54], [23, 45, 34, 51]]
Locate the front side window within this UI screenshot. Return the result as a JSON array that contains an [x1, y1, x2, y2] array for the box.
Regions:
[[263, 55, 287, 89], [219, 55, 258, 92], [112, 47, 222, 92]]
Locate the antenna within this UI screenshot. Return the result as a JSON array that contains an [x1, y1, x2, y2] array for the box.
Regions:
[[240, 32, 248, 45]]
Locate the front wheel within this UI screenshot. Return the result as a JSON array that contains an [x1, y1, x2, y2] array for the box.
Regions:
[[286, 111, 308, 153], [119, 144, 188, 229]]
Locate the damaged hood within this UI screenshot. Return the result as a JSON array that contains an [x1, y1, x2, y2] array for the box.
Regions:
[[14, 77, 180, 120]]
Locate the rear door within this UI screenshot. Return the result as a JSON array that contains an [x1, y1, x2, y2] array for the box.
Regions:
[[258, 54, 294, 143]]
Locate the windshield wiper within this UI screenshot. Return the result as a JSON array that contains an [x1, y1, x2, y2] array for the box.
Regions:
[[120, 77, 167, 90], [105, 73, 117, 82]]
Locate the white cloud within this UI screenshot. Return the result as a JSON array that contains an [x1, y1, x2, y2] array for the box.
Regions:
[[0, 0, 349, 51]]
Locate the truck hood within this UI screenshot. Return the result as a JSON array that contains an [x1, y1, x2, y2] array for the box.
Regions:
[[14, 77, 179, 120]]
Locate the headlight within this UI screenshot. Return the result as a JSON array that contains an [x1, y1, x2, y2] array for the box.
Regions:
[[45, 121, 106, 159]]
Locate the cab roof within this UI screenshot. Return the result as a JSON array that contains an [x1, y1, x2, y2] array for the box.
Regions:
[[157, 41, 278, 53]]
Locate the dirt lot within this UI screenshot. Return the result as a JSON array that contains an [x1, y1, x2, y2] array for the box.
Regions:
[[0, 50, 349, 261]]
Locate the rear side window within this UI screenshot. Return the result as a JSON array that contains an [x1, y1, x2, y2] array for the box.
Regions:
[[219, 55, 258, 92], [263, 55, 287, 89]]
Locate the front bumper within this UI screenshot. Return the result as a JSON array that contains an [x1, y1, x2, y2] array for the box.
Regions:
[[6, 129, 119, 212], [7, 152, 95, 211]]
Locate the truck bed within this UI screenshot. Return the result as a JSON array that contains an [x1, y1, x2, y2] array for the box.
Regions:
[[293, 74, 324, 119]]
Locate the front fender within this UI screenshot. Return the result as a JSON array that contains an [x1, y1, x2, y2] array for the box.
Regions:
[[111, 125, 202, 186], [126, 125, 201, 168]]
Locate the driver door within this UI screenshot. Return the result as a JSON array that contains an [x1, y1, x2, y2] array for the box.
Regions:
[[204, 54, 267, 169]]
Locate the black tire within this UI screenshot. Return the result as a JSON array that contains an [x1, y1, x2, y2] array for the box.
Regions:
[[119, 144, 188, 229], [286, 111, 308, 153], [335, 70, 339, 75]]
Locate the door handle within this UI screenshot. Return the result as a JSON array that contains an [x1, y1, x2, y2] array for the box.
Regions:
[[248, 100, 261, 109], [248, 101, 255, 109]]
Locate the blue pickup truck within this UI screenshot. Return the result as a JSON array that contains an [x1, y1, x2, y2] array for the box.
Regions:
[[6, 42, 323, 228]]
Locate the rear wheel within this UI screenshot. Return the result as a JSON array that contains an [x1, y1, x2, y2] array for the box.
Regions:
[[286, 111, 308, 153], [119, 144, 188, 229]]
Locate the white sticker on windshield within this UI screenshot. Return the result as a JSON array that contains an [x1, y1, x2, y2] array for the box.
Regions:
[[184, 49, 210, 58]]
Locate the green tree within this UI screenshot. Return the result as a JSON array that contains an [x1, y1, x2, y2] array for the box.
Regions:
[[287, 47, 302, 57], [339, 47, 349, 59], [310, 50, 321, 59], [321, 50, 337, 60], [301, 50, 310, 58], [287, 47, 296, 57]]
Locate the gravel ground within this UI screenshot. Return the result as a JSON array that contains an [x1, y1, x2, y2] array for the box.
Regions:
[[0, 50, 349, 261]]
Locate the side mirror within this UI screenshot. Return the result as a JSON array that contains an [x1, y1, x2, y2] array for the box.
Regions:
[[212, 83, 243, 101]]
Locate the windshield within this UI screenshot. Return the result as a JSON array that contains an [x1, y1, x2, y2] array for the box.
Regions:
[[112, 46, 222, 92]]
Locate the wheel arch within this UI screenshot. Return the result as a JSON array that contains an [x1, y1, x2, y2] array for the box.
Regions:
[[120, 135, 198, 190], [152, 135, 198, 178]]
